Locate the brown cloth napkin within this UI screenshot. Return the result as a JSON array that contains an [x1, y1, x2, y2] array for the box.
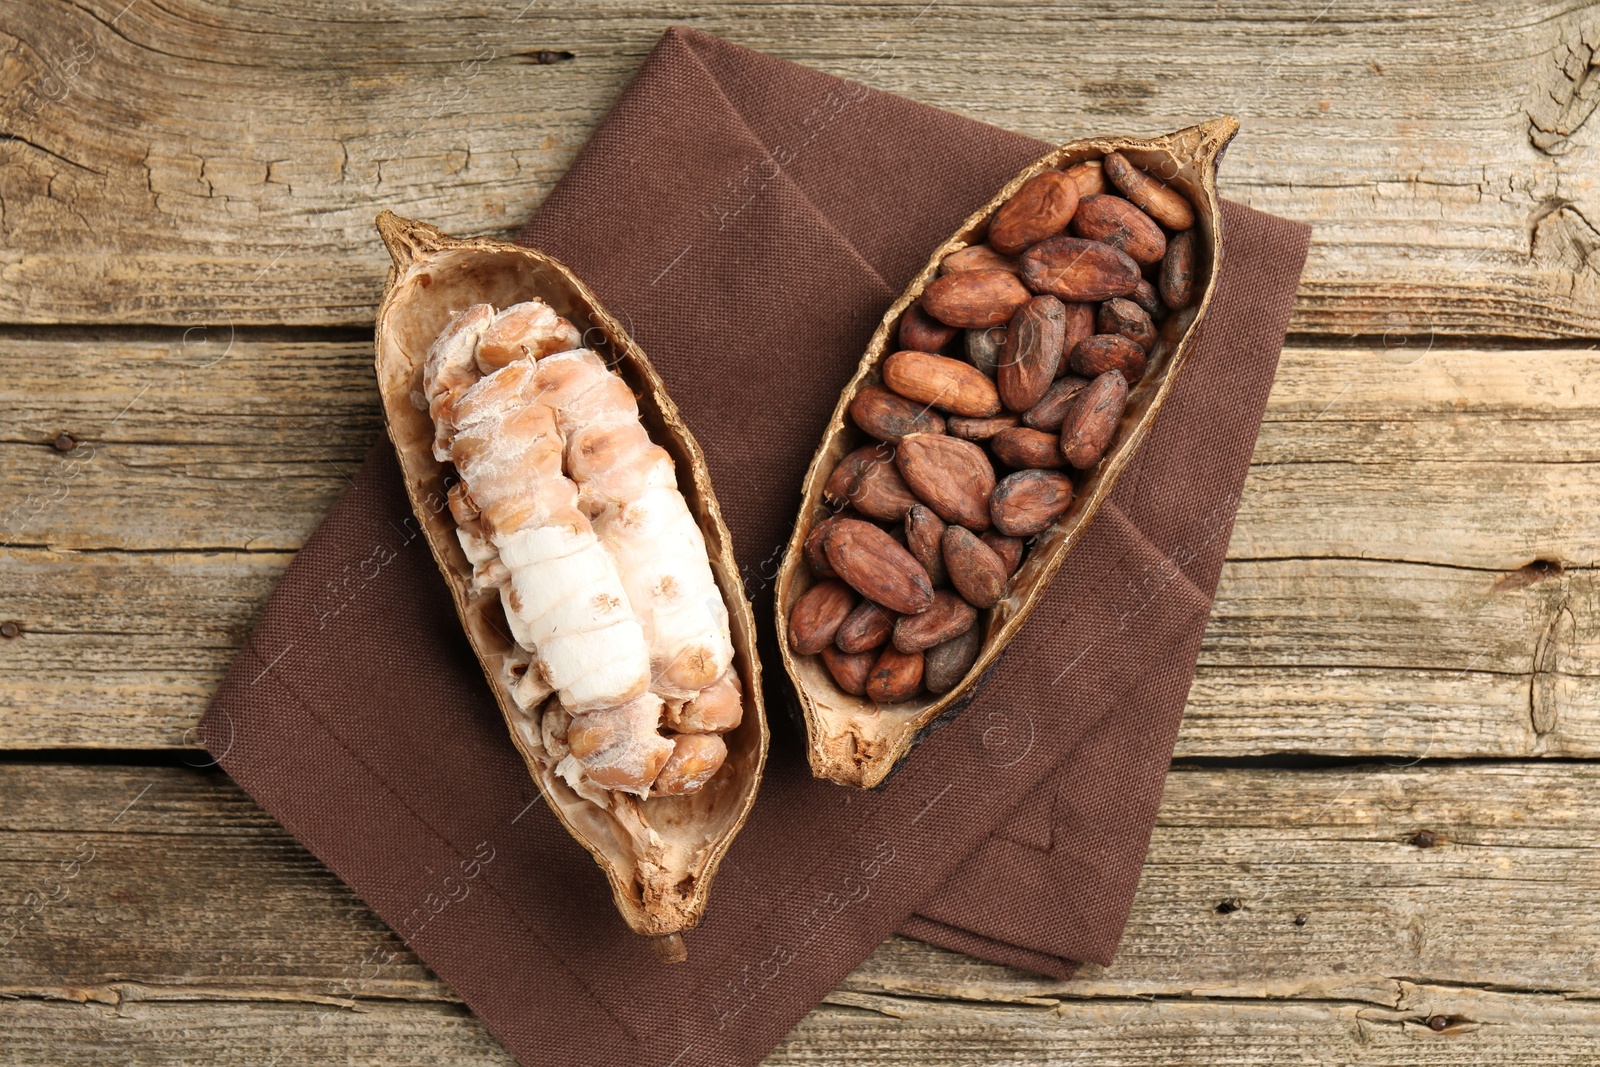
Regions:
[[202, 26, 1309, 1067]]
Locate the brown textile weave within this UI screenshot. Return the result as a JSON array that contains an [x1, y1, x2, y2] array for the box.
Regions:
[[202, 26, 1309, 1067]]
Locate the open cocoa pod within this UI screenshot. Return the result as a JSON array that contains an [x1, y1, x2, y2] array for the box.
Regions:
[[372, 212, 768, 960], [776, 118, 1236, 789]]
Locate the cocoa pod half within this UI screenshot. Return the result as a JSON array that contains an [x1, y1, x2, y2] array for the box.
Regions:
[[892, 590, 978, 653], [835, 599, 896, 654], [821, 645, 875, 697], [824, 443, 920, 521], [1069, 333, 1147, 381], [1097, 297, 1156, 352], [788, 578, 856, 655], [898, 304, 958, 353], [1102, 151, 1195, 230], [923, 627, 984, 694], [1059, 370, 1129, 470], [883, 350, 1002, 417], [940, 244, 1021, 276], [1070, 194, 1167, 266], [1019, 237, 1141, 302], [990, 469, 1075, 536], [866, 646, 924, 704], [997, 294, 1067, 412], [824, 519, 935, 615], [992, 426, 1066, 470], [943, 525, 1008, 609], [921, 269, 1031, 329], [948, 412, 1020, 441], [895, 432, 996, 532], [1022, 374, 1090, 432], [988, 170, 1080, 256], [850, 384, 947, 443], [1160, 229, 1195, 310], [904, 504, 949, 587]]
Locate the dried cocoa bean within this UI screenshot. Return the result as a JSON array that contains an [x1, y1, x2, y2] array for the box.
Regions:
[[964, 326, 1004, 376], [866, 645, 924, 703], [1059, 370, 1129, 470], [804, 508, 857, 577], [1021, 374, 1090, 432], [947, 412, 1020, 441], [980, 531, 1025, 576], [1130, 278, 1165, 320], [850, 385, 947, 443], [1069, 194, 1168, 266], [823, 519, 935, 616], [924, 627, 984, 694], [921, 269, 1031, 328], [788, 578, 856, 655], [898, 303, 959, 353], [824, 443, 920, 521], [1019, 237, 1141, 302], [1160, 229, 1195, 309], [992, 426, 1066, 470], [1065, 158, 1106, 197], [943, 525, 1008, 609], [997, 295, 1067, 412], [990, 469, 1075, 536], [835, 599, 896, 654], [892, 590, 978, 653], [1059, 301, 1096, 377], [882, 350, 1002, 417], [1069, 333, 1147, 381], [1102, 151, 1195, 230], [988, 170, 1081, 256], [895, 433, 995, 532], [1097, 297, 1156, 352], [904, 505, 949, 587], [940, 244, 1021, 276], [821, 645, 875, 696]]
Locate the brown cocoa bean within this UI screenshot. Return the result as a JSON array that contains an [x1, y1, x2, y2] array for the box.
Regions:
[[892, 590, 978, 653], [924, 627, 984, 694], [1130, 277, 1165, 320], [921, 269, 1031, 328], [898, 303, 959, 353], [824, 519, 935, 615], [850, 385, 947, 443], [1160, 229, 1195, 309], [1097, 297, 1156, 351], [1019, 236, 1141, 302], [964, 326, 1004, 376], [866, 645, 924, 703], [997, 294, 1067, 412], [788, 578, 856, 655], [804, 508, 857, 577], [1065, 158, 1106, 197], [1069, 333, 1147, 381], [1070, 194, 1168, 266], [1022, 374, 1090, 432], [820, 645, 875, 697], [990, 469, 1075, 536], [943, 525, 1008, 609], [882, 350, 1002, 417], [824, 443, 920, 521], [992, 426, 1066, 470], [1059, 370, 1129, 470], [940, 244, 1021, 276], [980, 531, 1025, 576], [904, 504, 949, 587], [988, 170, 1081, 255], [1102, 151, 1195, 230], [1059, 301, 1096, 376], [835, 599, 896, 653], [895, 432, 995, 532], [947, 412, 1021, 441]]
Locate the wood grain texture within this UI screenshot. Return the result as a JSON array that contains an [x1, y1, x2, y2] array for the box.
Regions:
[[4, 762, 1600, 1063], [0, 1, 1597, 335]]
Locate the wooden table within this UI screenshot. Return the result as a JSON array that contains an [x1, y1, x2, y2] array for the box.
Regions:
[[3, 1, 1597, 1062]]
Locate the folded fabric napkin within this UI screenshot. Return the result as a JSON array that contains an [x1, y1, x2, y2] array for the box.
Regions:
[[202, 26, 1309, 1067]]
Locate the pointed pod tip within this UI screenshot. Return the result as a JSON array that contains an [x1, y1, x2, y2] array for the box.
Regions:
[[374, 210, 449, 271], [651, 932, 689, 963]]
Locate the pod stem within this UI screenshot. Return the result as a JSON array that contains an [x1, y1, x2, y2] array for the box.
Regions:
[[651, 933, 688, 964]]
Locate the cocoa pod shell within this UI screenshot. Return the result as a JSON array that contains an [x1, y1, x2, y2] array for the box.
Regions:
[[850, 384, 947, 443], [924, 628, 984, 694], [1070, 194, 1168, 265], [992, 426, 1066, 470], [821, 645, 875, 697], [1069, 333, 1147, 381], [835, 599, 896, 654], [893, 590, 978, 653], [1160, 229, 1195, 309], [882, 350, 1003, 417], [788, 578, 856, 655], [990, 469, 1076, 536], [1060, 370, 1130, 470], [1097, 297, 1157, 352], [1021, 374, 1090, 432], [980, 531, 1026, 576], [898, 303, 959, 353], [823, 519, 935, 616], [948, 412, 1021, 441], [1019, 236, 1142, 302], [940, 244, 1021, 276], [895, 432, 996, 532], [866, 645, 924, 704], [997, 295, 1067, 412], [987, 170, 1081, 256], [905, 504, 949, 587], [942, 525, 1008, 609], [1103, 150, 1196, 230], [824, 443, 920, 521], [920, 269, 1032, 328]]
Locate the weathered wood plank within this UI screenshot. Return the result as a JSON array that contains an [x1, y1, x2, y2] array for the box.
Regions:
[[4, 763, 1600, 1063], [1, 1, 1597, 335]]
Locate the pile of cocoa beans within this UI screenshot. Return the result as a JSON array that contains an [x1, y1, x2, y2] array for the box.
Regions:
[[789, 152, 1199, 705]]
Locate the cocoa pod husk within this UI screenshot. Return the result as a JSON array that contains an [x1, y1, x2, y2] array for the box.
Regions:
[[1102, 151, 1195, 230], [940, 244, 1021, 276], [1160, 229, 1195, 309], [892, 590, 978, 653], [1059, 370, 1129, 470], [1068, 333, 1147, 381], [1019, 237, 1141, 302], [942, 525, 1008, 609], [1021, 374, 1090, 432], [904, 504, 949, 587], [882, 350, 1002, 417], [824, 443, 920, 521], [920, 269, 1032, 328], [980, 531, 1025, 576], [821, 645, 875, 697], [990, 468, 1075, 536], [895, 432, 996, 532], [923, 627, 984, 694], [1097, 297, 1156, 352], [997, 294, 1067, 413], [823, 518, 935, 615], [992, 426, 1066, 470], [788, 578, 857, 655], [948, 412, 1020, 441], [865, 646, 924, 704], [1069, 194, 1167, 266], [987, 170, 1081, 256], [835, 599, 896, 654], [964, 326, 1004, 377], [849, 384, 947, 443], [898, 303, 959, 353], [1064, 158, 1106, 197]]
